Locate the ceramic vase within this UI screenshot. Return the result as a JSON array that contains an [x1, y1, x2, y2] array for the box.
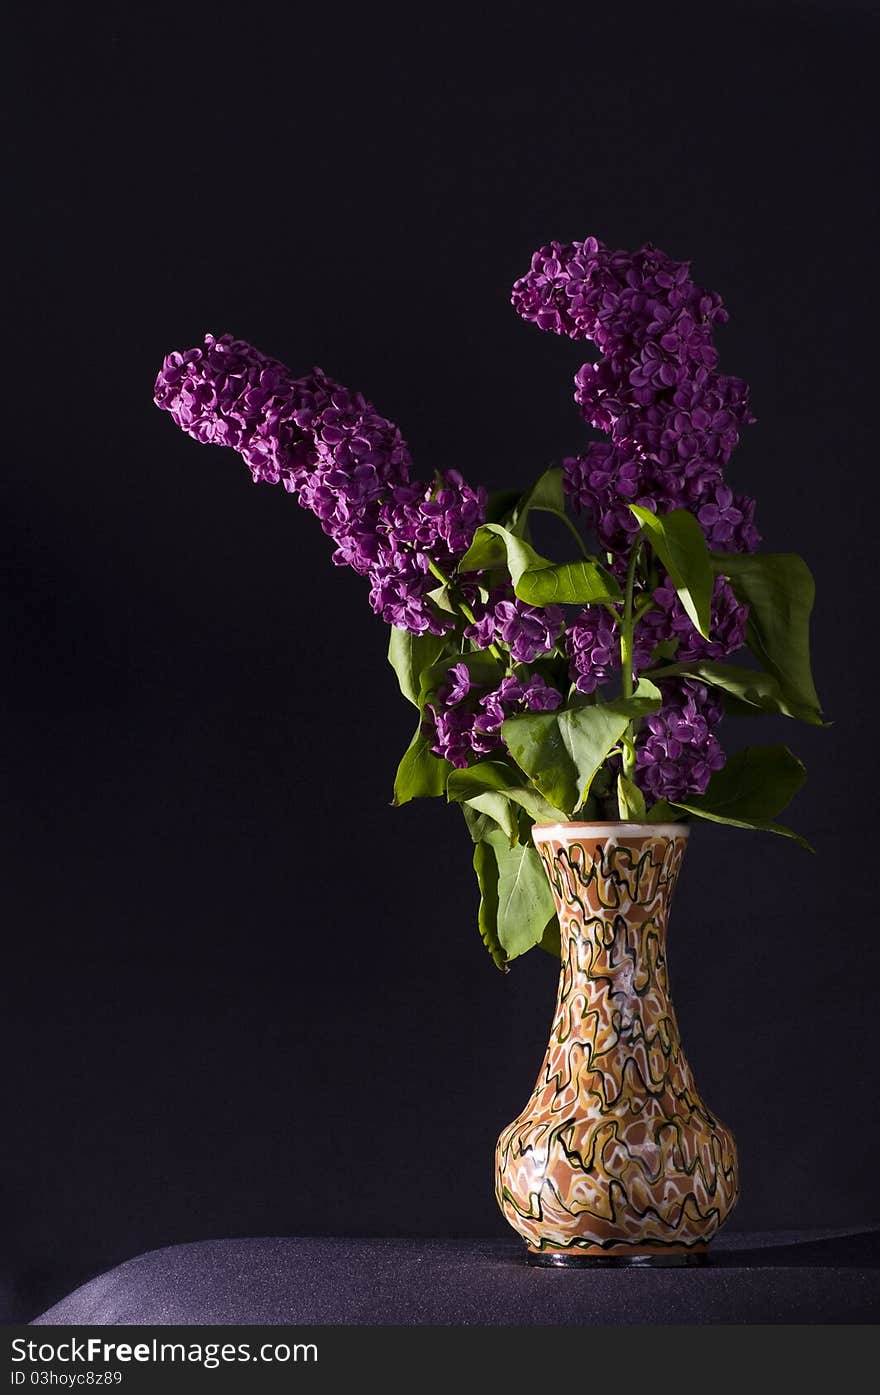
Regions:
[[495, 822, 738, 1266]]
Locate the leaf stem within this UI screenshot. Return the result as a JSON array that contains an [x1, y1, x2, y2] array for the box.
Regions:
[[534, 506, 591, 560]]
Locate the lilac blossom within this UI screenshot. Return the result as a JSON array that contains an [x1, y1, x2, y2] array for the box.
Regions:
[[566, 607, 621, 694], [511, 239, 727, 358], [673, 576, 749, 662], [633, 575, 749, 670], [697, 483, 760, 552], [635, 680, 725, 803], [427, 702, 476, 769], [155, 334, 487, 636], [297, 385, 412, 551], [427, 672, 563, 768], [366, 472, 488, 633], [563, 446, 650, 556], [464, 593, 505, 650], [366, 544, 445, 634], [154, 333, 341, 489], [514, 239, 759, 561], [158, 242, 765, 819], [464, 595, 563, 663]]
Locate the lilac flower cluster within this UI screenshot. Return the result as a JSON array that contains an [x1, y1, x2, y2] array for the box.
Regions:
[[511, 238, 763, 800], [633, 575, 749, 671], [154, 334, 486, 636], [367, 472, 488, 632], [563, 573, 747, 700], [625, 578, 744, 802], [465, 593, 564, 664], [566, 607, 620, 694], [428, 666, 563, 768], [635, 680, 725, 804], [156, 239, 758, 809], [512, 239, 759, 557], [154, 334, 338, 488]]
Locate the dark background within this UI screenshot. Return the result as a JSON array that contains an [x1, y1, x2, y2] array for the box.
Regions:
[[3, 1, 877, 1322]]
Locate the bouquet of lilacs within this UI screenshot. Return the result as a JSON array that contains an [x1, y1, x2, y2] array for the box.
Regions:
[[155, 237, 821, 968]]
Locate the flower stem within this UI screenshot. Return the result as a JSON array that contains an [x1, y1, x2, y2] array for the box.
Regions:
[[619, 538, 642, 787], [426, 557, 503, 661]]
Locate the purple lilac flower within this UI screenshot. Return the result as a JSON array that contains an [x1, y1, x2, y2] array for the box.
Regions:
[[637, 370, 752, 471], [427, 672, 563, 768], [511, 239, 727, 357], [428, 704, 477, 769], [636, 679, 725, 803], [631, 601, 674, 673], [566, 607, 621, 694], [697, 483, 760, 552], [154, 333, 341, 488], [380, 471, 487, 556], [472, 673, 563, 749], [464, 595, 504, 650], [444, 663, 473, 704], [514, 241, 759, 558], [365, 472, 488, 633], [463, 595, 563, 662], [563, 445, 656, 556], [633, 576, 749, 671], [674, 576, 748, 662], [297, 386, 411, 547], [367, 545, 445, 634], [156, 334, 488, 636]]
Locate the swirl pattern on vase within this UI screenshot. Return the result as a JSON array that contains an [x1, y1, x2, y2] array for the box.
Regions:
[[495, 827, 738, 1257]]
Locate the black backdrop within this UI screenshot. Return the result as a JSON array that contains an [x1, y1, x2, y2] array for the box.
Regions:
[[3, 1, 878, 1321]]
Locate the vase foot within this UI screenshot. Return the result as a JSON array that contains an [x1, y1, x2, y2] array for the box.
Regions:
[[526, 1244, 709, 1268]]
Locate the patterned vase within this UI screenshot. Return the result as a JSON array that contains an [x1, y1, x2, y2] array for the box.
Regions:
[[495, 822, 738, 1266]]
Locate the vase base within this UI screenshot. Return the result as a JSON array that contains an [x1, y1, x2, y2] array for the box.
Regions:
[[526, 1243, 709, 1268]]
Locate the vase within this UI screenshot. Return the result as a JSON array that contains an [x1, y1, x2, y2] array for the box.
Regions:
[[495, 822, 738, 1266]]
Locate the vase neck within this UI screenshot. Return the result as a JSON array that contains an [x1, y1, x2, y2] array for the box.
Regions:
[[535, 830, 687, 989]]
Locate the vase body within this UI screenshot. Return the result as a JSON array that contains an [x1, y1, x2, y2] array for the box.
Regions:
[[495, 822, 738, 1264]]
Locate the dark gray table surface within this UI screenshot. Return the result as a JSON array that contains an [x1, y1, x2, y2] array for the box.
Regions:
[[28, 1229, 880, 1326]]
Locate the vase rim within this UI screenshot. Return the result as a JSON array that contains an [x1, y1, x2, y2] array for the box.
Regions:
[[532, 820, 690, 841]]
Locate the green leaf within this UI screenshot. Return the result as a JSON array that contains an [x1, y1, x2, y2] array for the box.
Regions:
[[446, 760, 568, 824], [539, 915, 561, 958], [648, 659, 823, 725], [461, 802, 495, 844], [646, 747, 812, 846], [502, 691, 661, 817], [486, 831, 557, 961], [457, 523, 553, 586], [617, 772, 647, 821], [392, 725, 451, 805], [633, 675, 663, 703], [500, 709, 587, 816], [712, 552, 822, 722], [472, 839, 506, 970], [631, 505, 713, 639], [387, 629, 451, 708], [464, 792, 518, 844], [665, 744, 810, 846], [646, 799, 685, 824], [426, 583, 457, 615], [459, 517, 621, 613], [514, 558, 622, 607], [507, 466, 566, 536], [669, 804, 812, 849], [677, 743, 805, 820]]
